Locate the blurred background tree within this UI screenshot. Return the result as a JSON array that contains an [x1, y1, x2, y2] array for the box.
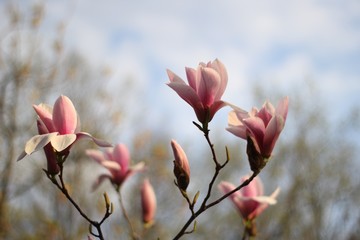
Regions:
[[1, 2, 359, 240]]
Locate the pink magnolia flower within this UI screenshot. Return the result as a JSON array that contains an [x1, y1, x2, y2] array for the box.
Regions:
[[171, 139, 190, 191], [218, 175, 280, 221], [141, 178, 157, 225], [86, 144, 145, 189], [17, 95, 111, 162], [227, 97, 289, 159], [167, 59, 228, 124]]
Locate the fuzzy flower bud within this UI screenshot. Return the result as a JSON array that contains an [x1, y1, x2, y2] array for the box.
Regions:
[[171, 140, 190, 191]]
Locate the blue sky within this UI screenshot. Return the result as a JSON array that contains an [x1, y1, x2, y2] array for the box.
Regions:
[[3, 0, 360, 142]]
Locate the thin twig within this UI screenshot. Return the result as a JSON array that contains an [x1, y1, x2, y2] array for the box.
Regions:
[[46, 160, 112, 240]]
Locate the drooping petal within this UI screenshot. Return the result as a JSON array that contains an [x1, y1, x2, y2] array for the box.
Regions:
[[52, 95, 78, 134], [92, 174, 112, 191], [24, 133, 58, 156], [86, 149, 107, 163], [50, 134, 77, 152], [76, 132, 113, 147], [198, 67, 221, 107]]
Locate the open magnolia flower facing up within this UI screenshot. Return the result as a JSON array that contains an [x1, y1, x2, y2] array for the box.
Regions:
[[167, 58, 228, 125], [86, 144, 145, 189], [17, 95, 111, 174], [219, 175, 280, 236], [227, 97, 289, 173]]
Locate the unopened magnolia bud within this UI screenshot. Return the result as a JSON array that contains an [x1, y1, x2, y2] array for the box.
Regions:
[[246, 136, 268, 174], [173, 160, 190, 191], [171, 140, 190, 191], [141, 179, 156, 225]]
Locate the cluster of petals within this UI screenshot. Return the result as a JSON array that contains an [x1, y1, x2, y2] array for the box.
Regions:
[[86, 143, 145, 189], [141, 178, 157, 224], [218, 175, 280, 220], [167, 58, 228, 123], [171, 139, 190, 191], [227, 97, 289, 158], [17, 95, 111, 161]]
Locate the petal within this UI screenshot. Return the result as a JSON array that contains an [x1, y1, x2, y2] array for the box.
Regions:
[[167, 69, 186, 84], [113, 144, 130, 173], [198, 67, 221, 107], [209, 59, 228, 101], [228, 110, 242, 127], [50, 134, 76, 152], [240, 176, 263, 197], [243, 117, 266, 148], [76, 132, 113, 147], [52, 95, 78, 134], [86, 149, 107, 163], [24, 133, 58, 156], [218, 181, 239, 201], [101, 160, 121, 171], [208, 100, 228, 122], [92, 174, 112, 191], [167, 77, 202, 110], [276, 96, 289, 122], [257, 104, 274, 127], [262, 101, 276, 116], [262, 115, 285, 157], [226, 126, 247, 139], [33, 103, 56, 132], [233, 197, 259, 219], [17, 151, 27, 161], [130, 161, 146, 172], [185, 67, 198, 91], [246, 188, 280, 219]]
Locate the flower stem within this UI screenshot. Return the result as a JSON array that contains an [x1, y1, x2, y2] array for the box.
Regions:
[[117, 188, 138, 240]]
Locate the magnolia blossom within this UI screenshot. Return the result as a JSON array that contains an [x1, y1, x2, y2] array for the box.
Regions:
[[227, 97, 289, 159], [218, 175, 280, 221], [17, 95, 111, 162], [141, 178, 157, 225], [171, 139, 190, 191], [167, 59, 228, 124], [86, 144, 145, 189]]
